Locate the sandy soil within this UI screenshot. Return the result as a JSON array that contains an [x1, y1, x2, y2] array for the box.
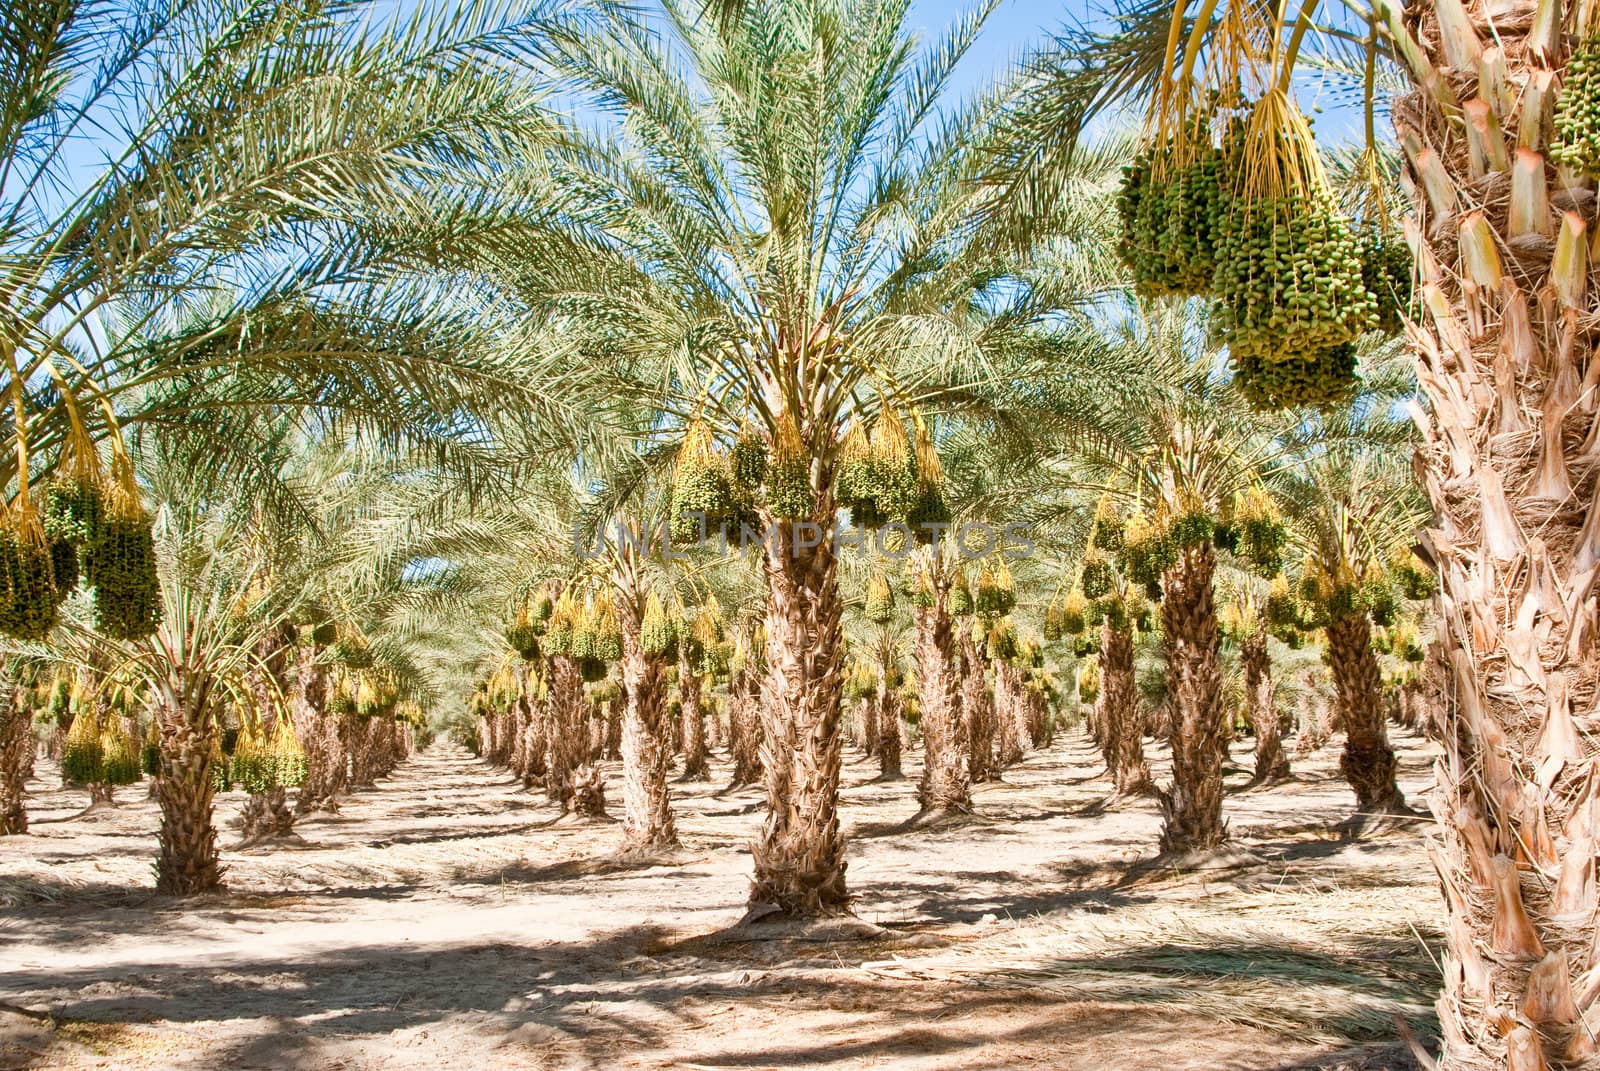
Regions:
[[0, 723, 1442, 1070]]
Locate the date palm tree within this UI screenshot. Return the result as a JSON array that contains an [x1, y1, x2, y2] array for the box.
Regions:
[[492, 0, 1140, 917], [1022, 0, 1600, 1056], [1276, 450, 1430, 827]]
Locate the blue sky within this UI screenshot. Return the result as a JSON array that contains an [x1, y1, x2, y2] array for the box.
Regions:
[[904, 0, 1368, 145], [906, 0, 1082, 98]]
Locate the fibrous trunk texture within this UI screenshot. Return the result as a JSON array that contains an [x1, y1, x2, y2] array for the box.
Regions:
[[1241, 630, 1289, 784], [605, 691, 623, 760], [875, 679, 902, 780], [618, 599, 677, 855], [1293, 673, 1330, 757], [994, 660, 1026, 768], [916, 596, 970, 814], [546, 655, 586, 810], [570, 763, 607, 818], [348, 718, 377, 788], [293, 648, 345, 815], [155, 680, 223, 895], [1157, 543, 1226, 853], [729, 666, 764, 786], [1, 670, 28, 835], [240, 787, 294, 842], [858, 694, 878, 757], [751, 514, 848, 917], [1326, 611, 1404, 818], [960, 634, 997, 783], [1097, 622, 1151, 795], [679, 663, 710, 781], [1393, 15, 1600, 1062]]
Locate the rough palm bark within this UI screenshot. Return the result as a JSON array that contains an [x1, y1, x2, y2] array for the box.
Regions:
[[858, 692, 878, 758], [348, 719, 378, 788], [1156, 542, 1227, 853], [751, 512, 849, 916], [994, 659, 1028, 768], [1, 667, 28, 835], [545, 655, 586, 810], [1325, 610, 1404, 818], [915, 580, 969, 815], [239, 787, 294, 842], [1240, 629, 1289, 785], [293, 647, 345, 815], [604, 690, 623, 760], [1387, 11, 1600, 1061], [242, 629, 297, 840], [960, 633, 997, 783], [617, 596, 677, 855], [1097, 621, 1152, 795], [679, 661, 710, 781], [154, 673, 223, 895], [875, 676, 903, 779], [728, 666, 764, 785]]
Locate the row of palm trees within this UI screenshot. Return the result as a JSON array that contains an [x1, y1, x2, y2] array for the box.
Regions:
[[0, 0, 1581, 1065]]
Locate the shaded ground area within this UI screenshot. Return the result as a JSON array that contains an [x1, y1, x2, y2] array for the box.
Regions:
[[0, 725, 1440, 1070]]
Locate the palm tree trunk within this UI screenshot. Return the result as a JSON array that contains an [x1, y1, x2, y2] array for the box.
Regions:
[[994, 660, 1026, 767], [729, 667, 764, 785], [604, 690, 623, 760], [875, 679, 903, 779], [155, 678, 223, 895], [1241, 629, 1289, 784], [859, 693, 878, 758], [1156, 542, 1226, 853], [240, 787, 294, 842], [1025, 682, 1047, 747], [293, 648, 345, 815], [750, 516, 848, 916], [1, 668, 28, 835], [546, 655, 586, 809], [1391, 18, 1600, 1060], [1325, 611, 1403, 818], [1098, 622, 1151, 795], [915, 589, 970, 814], [618, 603, 677, 855], [348, 719, 377, 788], [679, 662, 710, 780], [960, 634, 997, 783]]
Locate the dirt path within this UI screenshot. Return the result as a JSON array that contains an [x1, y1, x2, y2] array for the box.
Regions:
[[0, 726, 1440, 1070]]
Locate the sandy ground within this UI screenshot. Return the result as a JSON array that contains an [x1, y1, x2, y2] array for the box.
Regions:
[[0, 722, 1442, 1071]]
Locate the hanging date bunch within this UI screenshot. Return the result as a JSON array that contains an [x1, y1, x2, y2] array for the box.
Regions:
[[1090, 494, 1123, 554], [671, 418, 736, 543], [689, 597, 728, 676], [505, 581, 551, 659], [864, 571, 895, 624], [1554, 35, 1600, 176], [947, 566, 973, 616], [1118, 509, 1177, 593], [974, 558, 1016, 617], [1234, 486, 1288, 576], [905, 419, 950, 538], [0, 504, 61, 642], [83, 453, 162, 641], [1168, 491, 1215, 551], [1116, 116, 1228, 298], [728, 420, 768, 530], [592, 593, 624, 664], [765, 409, 814, 521], [836, 402, 914, 529], [640, 591, 678, 661], [1212, 91, 1376, 409]]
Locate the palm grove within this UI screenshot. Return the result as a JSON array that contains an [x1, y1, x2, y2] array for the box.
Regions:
[[0, 0, 1589, 1067]]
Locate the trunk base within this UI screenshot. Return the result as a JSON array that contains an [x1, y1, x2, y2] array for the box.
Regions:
[[238, 788, 297, 845]]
